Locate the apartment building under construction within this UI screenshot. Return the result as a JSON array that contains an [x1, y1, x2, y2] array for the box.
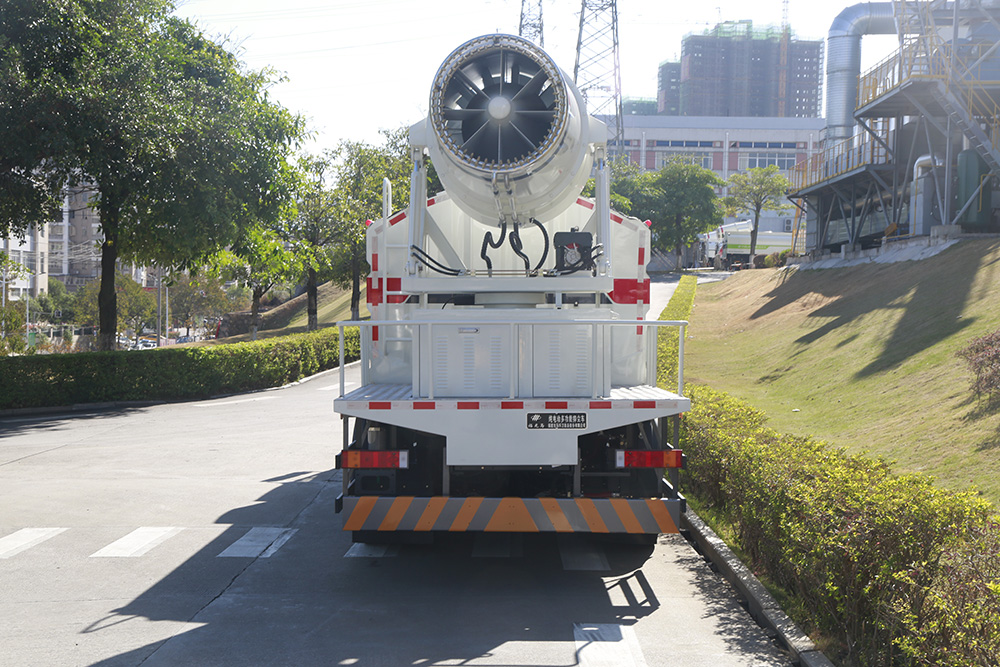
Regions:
[[658, 20, 824, 118]]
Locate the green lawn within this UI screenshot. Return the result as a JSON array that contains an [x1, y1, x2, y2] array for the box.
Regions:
[[685, 240, 1000, 505]]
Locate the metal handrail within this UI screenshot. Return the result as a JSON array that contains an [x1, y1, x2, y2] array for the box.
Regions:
[[337, 318, 688, 399]]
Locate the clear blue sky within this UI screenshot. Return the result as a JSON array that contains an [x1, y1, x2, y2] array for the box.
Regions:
[[173, 0, 898, 153]]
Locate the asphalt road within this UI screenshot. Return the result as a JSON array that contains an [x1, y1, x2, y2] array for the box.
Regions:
[[0, 276, 790, 666]]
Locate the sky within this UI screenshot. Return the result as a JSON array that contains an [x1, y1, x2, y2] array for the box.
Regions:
[[173, 0, 900, 153]]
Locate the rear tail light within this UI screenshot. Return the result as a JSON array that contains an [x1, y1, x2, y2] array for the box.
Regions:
[[338, 450, 409, 469], [615, 450, 683, 469]]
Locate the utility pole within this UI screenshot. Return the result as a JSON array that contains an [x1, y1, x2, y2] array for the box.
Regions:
[[574, 0, 624, 158], [519, 0, 544, 47]]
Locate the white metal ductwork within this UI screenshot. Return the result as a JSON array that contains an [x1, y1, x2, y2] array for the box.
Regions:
[[826, 2, 897, 143]]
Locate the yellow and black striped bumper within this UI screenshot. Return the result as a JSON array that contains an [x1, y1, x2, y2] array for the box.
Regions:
[[341, 496, 682, 534]]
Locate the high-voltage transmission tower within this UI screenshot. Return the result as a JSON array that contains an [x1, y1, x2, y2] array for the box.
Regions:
[[574, 0, 623, 156], [519, 0, 544, 47]]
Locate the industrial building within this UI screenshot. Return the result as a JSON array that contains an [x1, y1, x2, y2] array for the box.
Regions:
[[657, 21, 824, 118], [791, 0, 1000, 254], [618, 114, 824, 233]]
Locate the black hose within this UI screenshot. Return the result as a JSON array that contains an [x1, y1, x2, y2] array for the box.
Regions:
[[528, 218, 550, 272], [480, 220, 508, 277], [509, 223, 531, 275], [410, 245, 461, 276]]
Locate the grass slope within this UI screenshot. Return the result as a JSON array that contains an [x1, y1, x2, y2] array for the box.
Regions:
[[686, 240, 1000, 505]]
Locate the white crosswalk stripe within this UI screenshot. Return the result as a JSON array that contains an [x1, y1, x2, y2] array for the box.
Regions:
[[0, 528, 68, 559], [344, 542, 399, 558], [217, 527, 297, 558], [574, 623, 649, 667], [90, 527, 183, 558]]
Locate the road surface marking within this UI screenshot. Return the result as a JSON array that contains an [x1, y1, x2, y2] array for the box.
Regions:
[[260, 529, 297, 557], [344, 543, 399, 558], [574, 623, 649, 667], [318, 382, 358, 392], [217, 527, 296, 558], [0, 528, 68, 559], [558, 537, 610, 571], [195, 396, 277, 407], [90, 527, 183, 558]]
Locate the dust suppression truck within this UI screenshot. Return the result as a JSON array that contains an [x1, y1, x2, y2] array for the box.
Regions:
[[334, 34, 690, 540]]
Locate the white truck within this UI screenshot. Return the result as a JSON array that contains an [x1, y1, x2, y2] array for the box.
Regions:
[[334, 35, 689, 540], [702, 221, 793, 268]]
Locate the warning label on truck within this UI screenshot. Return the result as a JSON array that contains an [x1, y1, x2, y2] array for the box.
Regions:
[[526, 413, 587, 430]]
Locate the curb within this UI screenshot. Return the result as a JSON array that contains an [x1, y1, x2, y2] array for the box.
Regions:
[[682, 511, 834, 667]]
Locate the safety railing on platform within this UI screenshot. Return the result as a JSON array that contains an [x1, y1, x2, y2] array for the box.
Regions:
[[790, 133, 892, 192], [336, 318, 688, 400]]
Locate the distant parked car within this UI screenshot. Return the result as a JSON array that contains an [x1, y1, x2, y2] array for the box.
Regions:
[[175, 336, 194, 344]]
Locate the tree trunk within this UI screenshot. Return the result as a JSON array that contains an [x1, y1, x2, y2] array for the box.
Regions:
[[251, 286, 264, 341], [749, 209, 762, 260], [97, 215, 119, 351], [307, 267, 318, 331], [350, 241, 361, 321]]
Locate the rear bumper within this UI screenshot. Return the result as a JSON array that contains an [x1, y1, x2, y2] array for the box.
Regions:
[[339, 495, 684, 534]]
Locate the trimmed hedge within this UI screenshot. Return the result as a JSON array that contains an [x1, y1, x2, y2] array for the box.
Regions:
[[657, 274, 697, 389], [658, 275, 1000, 666], [0, 327, 360, 411]]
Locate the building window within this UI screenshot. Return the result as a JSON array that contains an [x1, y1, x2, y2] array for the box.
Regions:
[[738, 152, 797, 170], [658, 151, 713, 170]]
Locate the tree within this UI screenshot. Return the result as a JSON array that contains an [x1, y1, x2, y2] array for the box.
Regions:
[[216, 224, 301, 339], [74, 274, 155, 345], [286, 155, 339, 331], [631, 159, 724, 267], [0, 250, 29, 355], [0, 1, 305, 350], [725, 165, 793, 259], [328, 129, 413, 321], [581, 155, 647, 214], [168, 274, 231, 336]]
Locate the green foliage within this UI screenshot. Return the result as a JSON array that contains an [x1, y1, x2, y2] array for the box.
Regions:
[[657, 275, 697, 389], [724, 165, 792, 257], [0, 328, 361, 410], [653, 274, 1000, 664], [676, 385, 1000, 665], [73, 273, 154, 336], [168, 274, 233, 334], [0, 0, 305, 348], [957, 328, 1000, 403]]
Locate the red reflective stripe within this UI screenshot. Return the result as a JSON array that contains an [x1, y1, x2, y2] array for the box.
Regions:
[[427, 197, 436, 206], [389, 211, 406, 225], [340, 451, 404, 468], [619, 450, 683, 468], [369, 401, 391, 409], [386, 277, 402, 291], [608, 278, 651, 304], [589, 401, 612, 409], [387, 295, 408, 304], [457, 402, 479, 410], [413, 402, 436, 410], [638, 247, 645, 265], [501, 401, 524, 409], [576, 198, 595, 209], [545, 401, 568, 409], [634, 400, 656, 409], [611, 212, 623, 223], [372, 253, 379, 271], [372, 326, 379, 342], [366, 277, 383, 306]]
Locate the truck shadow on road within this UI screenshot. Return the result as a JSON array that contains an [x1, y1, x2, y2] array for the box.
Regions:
[[86, 474, 787, 666]]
